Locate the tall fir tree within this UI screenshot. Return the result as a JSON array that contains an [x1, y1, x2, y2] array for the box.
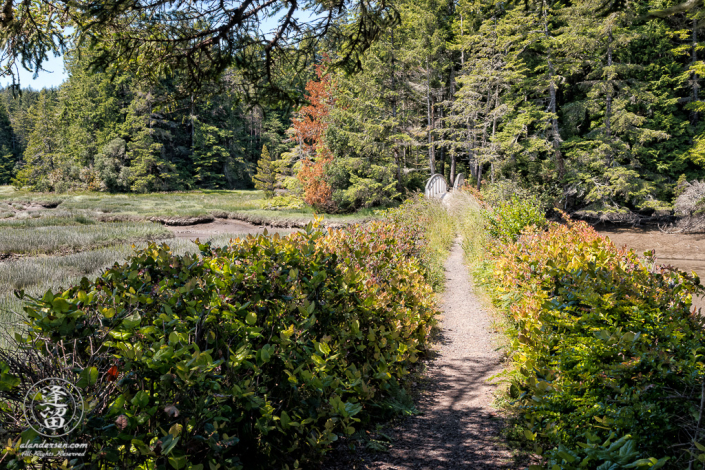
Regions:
[[14, 90, 61, 191], [0, 101, 16, 184], [192, 120, 233, 189], [254, 144, 276, 198]]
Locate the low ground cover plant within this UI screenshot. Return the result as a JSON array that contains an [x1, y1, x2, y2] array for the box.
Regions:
[[464, 188, 705, 469], [0, 189, 262, 218], [0, 206, 441, 469]]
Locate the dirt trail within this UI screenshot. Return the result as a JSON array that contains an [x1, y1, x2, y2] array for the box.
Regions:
[[326, 241, 511, 469]]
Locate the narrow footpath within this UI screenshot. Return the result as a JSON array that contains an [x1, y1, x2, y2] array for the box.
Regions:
[[325, 241, 512, 469]]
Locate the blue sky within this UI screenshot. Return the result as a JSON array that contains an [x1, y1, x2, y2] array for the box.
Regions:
[[0, 54, 67, 90], [1, 9, 318, 90]]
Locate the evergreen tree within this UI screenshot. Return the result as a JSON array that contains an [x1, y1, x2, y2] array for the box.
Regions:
[[121, 92, 180, 193], [192, 120, 233, 189], [0, 87, 39, 157], [0, 101, 16, 184], [95, 138, 129, 192], [14, 90, 61, 191], [254, 145, 276, 198], [0, 0, 704, 216]]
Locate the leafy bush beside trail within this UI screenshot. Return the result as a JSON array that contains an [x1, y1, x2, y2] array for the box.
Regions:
[[483, 194, 547, 244], [463, 189, 705, 469], [0, 211, 441, 469]]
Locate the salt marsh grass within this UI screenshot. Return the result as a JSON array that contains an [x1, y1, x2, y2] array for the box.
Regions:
[[0, 187, 378, 225], [0, 231, 295, 338], [0, 222, 172, 255], [0, 211, 98, 228], [0, 188, 265, 217]]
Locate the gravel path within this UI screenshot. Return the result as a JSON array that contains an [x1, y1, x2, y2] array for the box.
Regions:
[[323, 241, 511, 469]]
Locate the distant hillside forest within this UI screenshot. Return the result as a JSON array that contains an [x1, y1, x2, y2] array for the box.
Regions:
[[2, 0, 705, 215]]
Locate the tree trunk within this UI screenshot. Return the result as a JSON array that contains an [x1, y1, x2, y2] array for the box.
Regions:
[[605, 26, 613, 139], [693, 17, 699, 128], [476, 161, 483, 190], [478, 87, 492, 181], [544, 0, 565, 181], [438, 105, 445, 177], [391, 28, 396, 120], [426, 58, 436, 174], [448, 64, 457, 186], [391, 28, 402, 193], [491, 86, 498, 184], [467, 121, 476, 179], [394, 147, 403, 193], [190, 94, 195, 150], [461, 14, 475, 181], [460, 14, 465, 67]]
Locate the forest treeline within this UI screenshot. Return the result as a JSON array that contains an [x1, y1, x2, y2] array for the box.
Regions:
[[1, 0, 704, 215], [0, 51, 295, 193]]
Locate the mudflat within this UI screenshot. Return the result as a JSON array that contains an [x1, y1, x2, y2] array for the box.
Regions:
[[164, 218, 295, 239]]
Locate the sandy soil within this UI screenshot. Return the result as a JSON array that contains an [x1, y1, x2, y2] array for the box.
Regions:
[[322, 241, 512, 469], [163, 218, 296, 240], [596, 225, 705, 311]]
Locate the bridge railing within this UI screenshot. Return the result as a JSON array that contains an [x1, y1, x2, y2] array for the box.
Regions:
[[425, 173, 467, 199], [424, 174, 448, 199], [453, 173, 464, 191]]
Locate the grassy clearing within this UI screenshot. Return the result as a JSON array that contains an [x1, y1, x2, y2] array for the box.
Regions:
[[0, 234, 293, 296], [224, 208, 379, 226], [0, 222, 172, 255], [422, 202, 456, 290]]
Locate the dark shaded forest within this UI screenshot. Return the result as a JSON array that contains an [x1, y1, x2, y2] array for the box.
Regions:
[[1, 0, 704, 215]]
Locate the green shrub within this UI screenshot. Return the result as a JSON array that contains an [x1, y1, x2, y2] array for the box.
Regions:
[[480, 217, 704, 468], [483, 193, 547, 244], [263, 195, 306, 210], [1, 219, 437, 469]]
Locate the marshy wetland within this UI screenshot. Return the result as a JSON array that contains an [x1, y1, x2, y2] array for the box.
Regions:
[[0, 188, 368, 335]]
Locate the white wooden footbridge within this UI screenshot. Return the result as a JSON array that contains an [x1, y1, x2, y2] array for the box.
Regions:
[[425, 173, 465, 201]]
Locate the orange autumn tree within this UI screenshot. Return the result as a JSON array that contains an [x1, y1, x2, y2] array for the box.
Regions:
[[292, 63, 336, 211]]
